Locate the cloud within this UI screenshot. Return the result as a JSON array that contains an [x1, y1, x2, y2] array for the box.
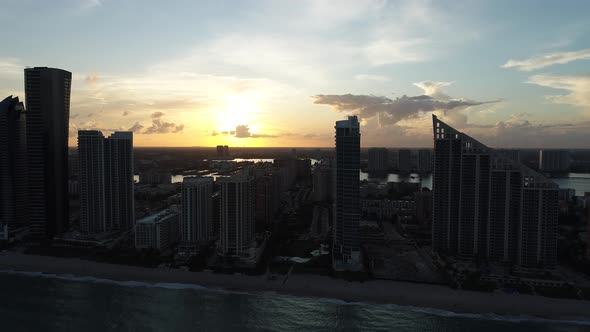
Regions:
[[313, 82, 498, 126], [151, 111, 165, 119], [235, 125, 251, 138], [526, 74, 590, 107], [128, 122, 144, 133], [215, 124, 279, 138], [122, 111, 129, 116], [144, 119, 184, 134], [502, 48, 590, 71]]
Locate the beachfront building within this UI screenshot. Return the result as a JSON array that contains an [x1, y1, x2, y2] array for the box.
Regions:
[[181, 177, 214, 243], [218, 171, 256, 259], [312, 160, 334, 202], [432, 115, 559, 271], [25, 67, 72, 240], [0, 96, 28, 242], [78, 130, 134, 237], [333, 116, 362, 271], [135, 207, 181, 250], [368, 148, 388, 173]]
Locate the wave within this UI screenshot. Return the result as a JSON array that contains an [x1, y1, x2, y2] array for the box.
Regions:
[[1, 269, 590, 327]]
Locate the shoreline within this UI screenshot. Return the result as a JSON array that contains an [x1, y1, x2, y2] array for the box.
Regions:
[[1, 252, 590, 322]]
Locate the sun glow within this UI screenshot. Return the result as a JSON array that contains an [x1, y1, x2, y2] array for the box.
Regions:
[[217, 94, 261, 131]]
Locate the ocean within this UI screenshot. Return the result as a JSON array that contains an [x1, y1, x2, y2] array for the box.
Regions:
[[1, 272, 589, 332]]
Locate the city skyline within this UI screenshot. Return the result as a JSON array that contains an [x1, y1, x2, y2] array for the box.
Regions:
[[0, 0, 589, 148]]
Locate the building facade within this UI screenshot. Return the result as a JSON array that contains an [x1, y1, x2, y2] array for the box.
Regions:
[[368, 148, 389, 173], [218, 171, 255, 258], [432, 115, 558, 270], [78, 130, 134, 237], [539, 149, 570, 172], [135, 207, 181, 250], [333, 116, 361, 270], [181, 177, 214, 243], [0, 96, 27, 241], [25, 67, 72, 240]]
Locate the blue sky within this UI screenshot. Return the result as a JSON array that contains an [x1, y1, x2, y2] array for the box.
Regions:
[[1, 0, 589, 147]]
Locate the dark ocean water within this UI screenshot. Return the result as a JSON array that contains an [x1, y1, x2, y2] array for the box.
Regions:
[[1, 272, 589, 332]]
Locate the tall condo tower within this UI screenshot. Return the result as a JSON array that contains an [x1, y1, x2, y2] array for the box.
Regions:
[[182, 177, 214, 243], [333, 116, 361, 271], [432, 115, 558, 270], [218, 171, 255, 258], [0, 96, 27, 240], [25, 67, 72, 240]]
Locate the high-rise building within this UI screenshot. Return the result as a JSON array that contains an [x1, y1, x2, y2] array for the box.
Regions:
[[333, 116, 361, 270], [216, 145, 230, 158], [367, 148, 388, 172], [78, 130, 134, 236], [539, 149, 570, 172], [218, 171, 255, 258], [25, 67, 72, 240], [78, 130, 106, 235], [414, 188, 432, 228], [312, 161, 334, 202], [397, 149, 412, 172], [417, 149, 432, 172], [432, 115, 558, 270], [104, 132, 134, 231], [182, 177, 214, 243], [0, 96, 28, 241]]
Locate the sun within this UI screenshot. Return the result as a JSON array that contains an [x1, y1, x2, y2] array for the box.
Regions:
[[217, 94, 260, 131]]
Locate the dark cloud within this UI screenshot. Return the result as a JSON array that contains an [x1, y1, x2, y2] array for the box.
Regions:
[[313, 82, 499, 127], [151, 111, 165, 119], [127, 122, 144, 132], [314, 93, 498, 126], [144, 119, 184, 134], [122, 111, 129, 116], [216, 125, 279, 138]]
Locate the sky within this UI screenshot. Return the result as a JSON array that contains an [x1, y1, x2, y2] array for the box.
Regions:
[[0, 0, 589, 148]]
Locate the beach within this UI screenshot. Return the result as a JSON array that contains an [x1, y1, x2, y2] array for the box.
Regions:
[[1, 251, 589, 321]]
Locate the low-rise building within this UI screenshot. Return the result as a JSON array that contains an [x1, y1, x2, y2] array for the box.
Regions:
[[135, 207, 181, 250]]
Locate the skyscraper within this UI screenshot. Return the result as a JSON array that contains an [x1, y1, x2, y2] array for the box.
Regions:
[[417, 149, 432, 172], [78, 130, 134, 237], [25, 67, 72, 240], [182, 177, 214, 243], [0, 96, 27, 240], [333, 116, 361, 270], [78, 130, 106, 235], [432, 115, 558, 270], [218, 171, 255, 258], [104, 132, 134, 231]]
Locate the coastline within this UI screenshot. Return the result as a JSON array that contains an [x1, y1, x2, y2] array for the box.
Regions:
[[1, 252, 589, 322]]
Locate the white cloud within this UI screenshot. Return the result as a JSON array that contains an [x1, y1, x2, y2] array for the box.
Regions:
[[502, 48, 590, 71], [527, 74, 590, 107], [354, 74, 391, 82]]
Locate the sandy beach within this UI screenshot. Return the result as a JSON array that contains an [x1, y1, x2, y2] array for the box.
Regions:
[[1, 251, 589, 321]]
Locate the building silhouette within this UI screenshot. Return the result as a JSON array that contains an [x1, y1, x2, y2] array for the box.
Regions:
[[432, 115, 558, 270], [368, 148, 388, 173], [397, 148, 412, 172], [417, 149, 432, 172], [218, 171, 255, 258], [539, 149, 570, 172], [78, 130, 134, 236], [25, 67, 72, 240], [333, 116, 362, 270], [181, 177, 214, 243], [0, 96, 27, 241]]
